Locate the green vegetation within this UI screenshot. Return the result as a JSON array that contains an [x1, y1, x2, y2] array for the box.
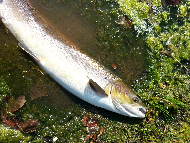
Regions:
[[0, 77, 11, 102], [0, 0, 190, 142]]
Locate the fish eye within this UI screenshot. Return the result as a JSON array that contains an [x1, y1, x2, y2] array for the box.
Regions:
[[133, 97, 139, 103]]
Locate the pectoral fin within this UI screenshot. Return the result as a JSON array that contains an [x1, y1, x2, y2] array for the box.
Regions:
[[89, 79, 108, 97], [18, 43, 40, 62]]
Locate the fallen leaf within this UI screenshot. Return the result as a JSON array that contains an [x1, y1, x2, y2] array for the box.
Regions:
[[30, 85, 47, 101], [167, 0, 181, 5], [19, 119, 40, 133], [1, 112, 40, 133], [87, 119, 99, 133], [111, 63, 117, 69], [125, 18, 132, 28], [82, 116, 90, 126], [8, 95, 26, 113], [94, 134, 97, 141], [82, 116, 103, 142], [99, 126, 103, 136], [1, 113, 19, 130]]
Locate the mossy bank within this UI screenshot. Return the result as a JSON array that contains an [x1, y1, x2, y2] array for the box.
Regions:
[[0, 0, 190, 142]]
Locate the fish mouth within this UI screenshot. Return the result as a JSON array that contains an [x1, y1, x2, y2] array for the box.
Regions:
[[139, 107, 146, 114], [121, 104, 146, 118], [111, 95, 146, 118]]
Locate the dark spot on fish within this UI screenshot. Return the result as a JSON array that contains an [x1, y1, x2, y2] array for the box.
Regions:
[[104, 77, 107, 79]]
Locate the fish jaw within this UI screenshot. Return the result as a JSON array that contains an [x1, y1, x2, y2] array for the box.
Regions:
[[120, 103, 146, 118]]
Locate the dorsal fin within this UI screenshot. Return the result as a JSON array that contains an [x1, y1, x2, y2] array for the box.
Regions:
[[88, 79, 108, 97]]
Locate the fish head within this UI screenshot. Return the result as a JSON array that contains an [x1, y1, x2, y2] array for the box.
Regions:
[[109, 81, 146, 118]]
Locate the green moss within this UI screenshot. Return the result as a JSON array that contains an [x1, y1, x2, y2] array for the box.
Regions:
[[117, 0, 149, 23], [0, 0, 190, 142], [117, 0, 150, 34], [154, 24, 161, 34], [0, 77, 11, 102], [180, 5, 187, 16], [151, 0, 162, 7], [177, 122, 190, 139], [134, 0, 190, 123], [0, 125, 32, 142]]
